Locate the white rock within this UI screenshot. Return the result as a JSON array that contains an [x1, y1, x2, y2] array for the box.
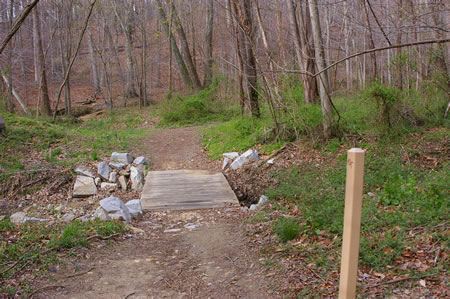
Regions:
[[73, 176, 97, 198], [54, 205, 64, 212], [94, 177, 101, 186], [223, 152, 240, 160], [249, 204, 258, 211], [222, 158, 230, 170], [130, 166, 144, 191], [118, 175, 127, 191], [75, 167, 94, 178], [125, 199, 143, 218], [184, 223, 200, 230], [133, 156, 149, 165], [111, 152, 133, 164], [24, 217, 48, 223], [97, 162, 111, 180], [61, 213, 76, 223], [100, 182, 118, 191], [258, 195, 269, 205], [99, 196, 131, 223], [10, 211, 26, 224], [241, 149, 259, 162], [92, 207, 110, 220], [110, 162, 126, 170], [109, 172, 118, 183], [230, 156, 247, 170], [267, 159, 275, 164], [368, 192, 375, 197]]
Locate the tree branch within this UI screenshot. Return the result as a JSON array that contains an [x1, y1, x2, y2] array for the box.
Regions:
[[0, 0, 40, 55]]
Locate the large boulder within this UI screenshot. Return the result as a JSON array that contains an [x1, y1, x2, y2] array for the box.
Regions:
[[125, 199, 143, 217], [73, 175, 97, 197], [133, 156, 149, 165], [99, 196, 131, 223], [75, 166, 94, 178], [111, 152, 133, 164], [97, 162, 111, 180], [230, 149, 259, 170], [130, 166, 144, 191]]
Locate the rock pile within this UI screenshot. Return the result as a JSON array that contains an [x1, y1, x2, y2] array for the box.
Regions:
[[221, 149, 259, 170], [73, 152, 148, 197], [93, 197, 143, 223]]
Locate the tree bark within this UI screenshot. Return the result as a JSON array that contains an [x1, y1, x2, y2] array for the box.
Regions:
[[87, 30, 101, 94], [203, 0, 214, 87], [309, 0, 334, 138], [156, 0, 193, 90], [32, 6, 51, 116], [170, 1, 202, 90]]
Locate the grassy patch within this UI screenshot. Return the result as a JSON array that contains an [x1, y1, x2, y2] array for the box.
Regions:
[[0, 219, 126, 295], [158, 80, 239, 126], [273, 217, 301, 243]]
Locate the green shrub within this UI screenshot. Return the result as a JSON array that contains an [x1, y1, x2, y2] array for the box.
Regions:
[[273, 217, 301, 242]]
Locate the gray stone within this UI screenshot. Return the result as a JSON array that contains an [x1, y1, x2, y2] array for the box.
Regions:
[[133, 156, 149, 165], [75, 167, 94, 178], [73, 176, 97, 198], [267, 159, 275, 164], [109, 172, 118, 183], [54, 205, 64, 212], [92, 207, 110, 220], [10, 211, 25, 224], [24, 217, 48, 223], [223, 152, 239, 160], [184, 223, 200, 230], [118, 175, 127, 191], [94, 177, 101, 186], [241, 149, 259, 162], [368, 192, 375, 197], [230, 156, 247, 170], [97, 162, 111, 180], [111, 152, 133, 164], [99, 196, 131, 223], [258, 195, 269, 205], [222, 158, 230, 170], [249, 204, 258, 211], [119, 170, 130, 177], [61, 213, 76, 223], [110, 163, 126, 170], [100, 182, 117, 191], [130, 166, 144, 191], [125, 199, 143, 217]]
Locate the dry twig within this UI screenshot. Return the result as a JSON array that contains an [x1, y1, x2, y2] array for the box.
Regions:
[[65, 267, 95, 279]]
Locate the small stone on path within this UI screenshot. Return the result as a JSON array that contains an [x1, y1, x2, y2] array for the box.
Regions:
[[10, 211, 25, 224]]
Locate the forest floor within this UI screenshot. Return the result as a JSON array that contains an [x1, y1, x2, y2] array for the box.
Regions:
[[32, 126, 278, 298]]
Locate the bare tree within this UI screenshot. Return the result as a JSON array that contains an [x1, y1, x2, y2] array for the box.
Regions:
[[203, 0, 214, 87]]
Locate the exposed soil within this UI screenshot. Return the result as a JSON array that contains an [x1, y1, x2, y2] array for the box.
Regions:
[[34, 126, 277, 298]]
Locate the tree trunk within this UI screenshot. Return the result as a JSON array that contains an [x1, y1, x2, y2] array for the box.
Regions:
[[170, 1, 202, 91], [87, 30, 101, 94], [156, 0, 192, 90], [104, 25, 125, 83], [232, 0, 260, 117], [309, 0, 334, 138], [32, 6, 51, 116], [124, 8, 138, 98], [203, 0, 214, 87]]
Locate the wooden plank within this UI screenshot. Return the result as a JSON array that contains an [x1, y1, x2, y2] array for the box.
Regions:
[[141, 169, 239, 211], [338, 148, 366, 299]]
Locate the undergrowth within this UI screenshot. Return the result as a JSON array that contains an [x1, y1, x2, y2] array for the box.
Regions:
[[0, 218, 125, 295]]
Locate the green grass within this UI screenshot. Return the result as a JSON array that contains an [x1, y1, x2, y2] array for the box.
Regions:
[[273, 217, 301, 243], [264, 130, 448, 272], [158, 79, 239, 126], [0, 218, 126, 295]]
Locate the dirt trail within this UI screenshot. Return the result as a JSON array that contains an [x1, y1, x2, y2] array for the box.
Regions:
[[38, 127, 276, 298]]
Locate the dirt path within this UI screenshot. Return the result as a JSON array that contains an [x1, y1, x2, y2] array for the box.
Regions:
[[38, 127, 276, 298]]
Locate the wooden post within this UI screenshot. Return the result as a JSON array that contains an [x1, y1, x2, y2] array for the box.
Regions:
[[339, 148, 365, 299]]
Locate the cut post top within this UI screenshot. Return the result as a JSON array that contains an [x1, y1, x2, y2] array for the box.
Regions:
[[348, 148, 365, 153]]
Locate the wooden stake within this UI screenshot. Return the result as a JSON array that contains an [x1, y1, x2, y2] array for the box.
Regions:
[[339, 148, 365, 299]]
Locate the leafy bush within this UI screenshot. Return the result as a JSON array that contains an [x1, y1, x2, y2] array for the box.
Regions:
[[273, 217, 301, 243]]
